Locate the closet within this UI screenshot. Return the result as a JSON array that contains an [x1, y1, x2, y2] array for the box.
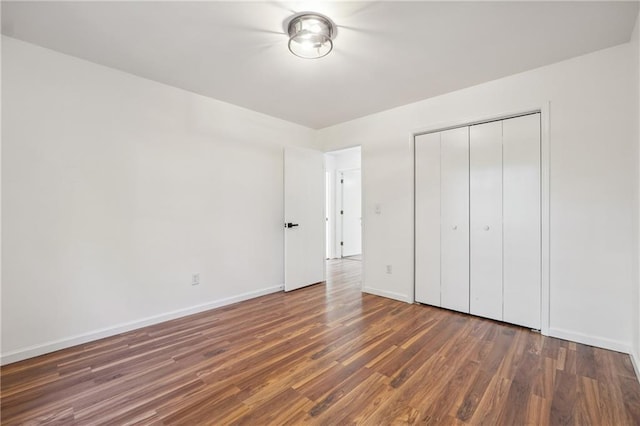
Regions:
[[415, 113, 541, 329]]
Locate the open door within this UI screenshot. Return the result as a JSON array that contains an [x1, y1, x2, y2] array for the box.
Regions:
[[284, 147, 325, 291], [340, 169, 362, 257]]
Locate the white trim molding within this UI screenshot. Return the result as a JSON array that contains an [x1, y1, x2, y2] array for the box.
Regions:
[[363, 286, 412, 303], [1, 284, 284, 365], [548, 327, 631, 354], [631, 350, 640, 381], [540, 101, 551, 336]]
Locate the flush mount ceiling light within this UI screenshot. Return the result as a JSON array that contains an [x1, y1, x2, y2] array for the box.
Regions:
[[287, 13, 335, 59]]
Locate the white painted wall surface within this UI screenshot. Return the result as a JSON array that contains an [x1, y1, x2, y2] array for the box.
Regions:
[[318, 41, 638, 352], [0, 33, 3, 360], [327, 147, 361, 172], [1, 37, 316, 363], [632, 11, 640, 369]]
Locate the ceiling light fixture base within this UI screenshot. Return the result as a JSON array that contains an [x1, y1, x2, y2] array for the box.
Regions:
[[286, 12, 336, 59]]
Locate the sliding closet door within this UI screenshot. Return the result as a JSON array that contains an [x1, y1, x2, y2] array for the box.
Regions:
[[503, 114, 541, 329], [469, 121, 503, 321], [440, 127, 469, 313], [415, 132, 441, 306]]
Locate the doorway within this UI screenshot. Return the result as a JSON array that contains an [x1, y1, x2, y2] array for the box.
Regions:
[[324, 147, 362, 261]]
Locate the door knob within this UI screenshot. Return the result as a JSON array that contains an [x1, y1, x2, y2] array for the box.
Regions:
[[285, 223, 299, 228], [484, 225, 490, 231], [452, 225, 458, 230]]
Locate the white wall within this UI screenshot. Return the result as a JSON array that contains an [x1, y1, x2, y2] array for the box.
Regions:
[[1, 37, 316, 364], [327, 147, 361, 171], [632, 11, 640, 370], [319, 41, 638, 353], [0, 32, 4, 360], [3, 31, 639, 363], [325, 147, 361, 258]]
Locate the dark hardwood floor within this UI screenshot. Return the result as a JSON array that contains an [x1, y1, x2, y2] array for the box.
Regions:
[[2, 259, 640, 425]]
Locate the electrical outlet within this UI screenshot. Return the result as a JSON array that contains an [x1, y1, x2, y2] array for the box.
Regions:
[[386, 265, 392, 274], [192, 273, 200, 286]]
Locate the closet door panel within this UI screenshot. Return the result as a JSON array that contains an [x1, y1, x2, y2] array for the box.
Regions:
[[440, 127, 469, 313], [470, 121, 503, 321], [503, 114, 541, 329], [415, 132, 441, 306]]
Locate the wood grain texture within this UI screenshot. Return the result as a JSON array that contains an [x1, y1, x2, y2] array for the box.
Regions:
[[2, 258, 640, 425]]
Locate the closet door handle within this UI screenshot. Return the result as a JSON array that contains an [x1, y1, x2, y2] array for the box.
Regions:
[[484, 225, 490, 231], [452, 225, 457, 230]]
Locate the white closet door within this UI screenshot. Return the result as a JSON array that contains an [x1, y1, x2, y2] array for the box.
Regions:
[[440, 127, 469, 313], [470, 121, 503, 321], [415, 132, 441, 306], [503, 114, 541, 329]]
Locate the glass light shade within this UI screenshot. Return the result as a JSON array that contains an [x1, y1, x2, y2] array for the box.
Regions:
[[288, 14, 334, 59]]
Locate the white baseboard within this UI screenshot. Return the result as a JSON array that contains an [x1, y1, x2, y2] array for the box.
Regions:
[[547, 327, 631, 354], [1, 284, 283, 366], [630, 350, 640, 381], [362, 286, 412, 303]]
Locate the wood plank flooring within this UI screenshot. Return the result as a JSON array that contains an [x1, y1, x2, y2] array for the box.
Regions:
[[2, 259, 640, 425]]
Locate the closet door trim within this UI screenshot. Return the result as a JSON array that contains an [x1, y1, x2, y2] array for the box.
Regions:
[[414, 111, 539, 138]]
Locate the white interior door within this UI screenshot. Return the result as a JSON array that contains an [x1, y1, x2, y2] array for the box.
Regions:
[[284, 147, 325, 291], [440, 127, 469, 313], [415, 132, 441, 306], [503, 113, 541, 328], [325, 171, 332, 259], [340, 169, 361, 257], [470, 121, 503, 321]]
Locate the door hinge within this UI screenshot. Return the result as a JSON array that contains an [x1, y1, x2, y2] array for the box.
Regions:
[[340, 241, 344, 246]]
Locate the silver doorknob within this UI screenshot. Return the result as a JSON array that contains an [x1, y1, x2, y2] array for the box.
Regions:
[[452, 225, 457, 230], [484, 225, 490, 231]]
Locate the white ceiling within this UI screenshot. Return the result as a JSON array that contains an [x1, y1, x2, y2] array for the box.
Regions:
[[2, 1, 638, 129]]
